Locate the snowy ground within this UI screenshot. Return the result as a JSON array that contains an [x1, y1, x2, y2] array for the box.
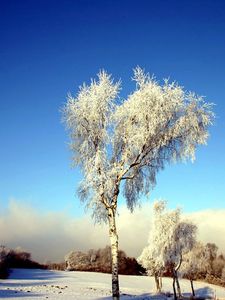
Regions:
[[1, 269, 225, 299]]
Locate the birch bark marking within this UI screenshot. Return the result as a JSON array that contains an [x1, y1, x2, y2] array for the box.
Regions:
[[108, 207, 120, 300]]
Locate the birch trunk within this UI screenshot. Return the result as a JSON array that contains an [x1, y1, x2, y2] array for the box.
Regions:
[[175, 275, 182, 298], [154, 274, 161, 293], [159, 276, 162, 291], [108, 208, 120, 300], [175, 255, 182, 298]]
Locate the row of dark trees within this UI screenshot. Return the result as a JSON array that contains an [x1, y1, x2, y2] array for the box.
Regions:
[[0, 246, 46, 278], [0, 245, 144, 278]]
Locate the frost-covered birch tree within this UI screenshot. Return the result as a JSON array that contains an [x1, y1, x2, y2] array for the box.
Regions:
[[62, 68, 213, 299], [170, 220, 197, 298], [138, 246, 164, 293], [181, 242, 209, 296], [138, 201, 170, 293], [138, 201, 197, 299]]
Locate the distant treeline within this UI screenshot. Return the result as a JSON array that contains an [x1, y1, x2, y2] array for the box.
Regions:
[[62, 244, 225, 287], [0, 245, 144, 279], [0, 246, 46, 279], [185, 243, 225, 288], [201, 245, 225, 287], [64, 246, 145, 275], [1, 244, 225, 288]]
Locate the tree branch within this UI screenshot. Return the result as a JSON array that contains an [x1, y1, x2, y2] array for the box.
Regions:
[[121, 175, 135, 180]]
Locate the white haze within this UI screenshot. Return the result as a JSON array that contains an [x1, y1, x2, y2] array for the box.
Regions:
[[0, 199, 225, 263]]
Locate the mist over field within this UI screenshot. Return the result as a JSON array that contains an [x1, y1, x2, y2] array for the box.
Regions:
[[1, 200, 224, 263]]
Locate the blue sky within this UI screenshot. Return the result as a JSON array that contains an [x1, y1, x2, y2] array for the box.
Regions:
[[1, 0, 225, 217]]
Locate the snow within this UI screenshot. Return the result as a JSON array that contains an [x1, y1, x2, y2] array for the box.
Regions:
[[1, 269, 225, 299]]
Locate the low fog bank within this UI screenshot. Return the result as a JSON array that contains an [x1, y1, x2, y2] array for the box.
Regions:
[[0, 200, 224, 263]]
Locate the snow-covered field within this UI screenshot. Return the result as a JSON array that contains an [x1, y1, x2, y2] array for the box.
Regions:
[[1, 269, 225, 300]]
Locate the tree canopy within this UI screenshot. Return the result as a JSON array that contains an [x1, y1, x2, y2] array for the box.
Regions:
[[63, 67, 214, 222]]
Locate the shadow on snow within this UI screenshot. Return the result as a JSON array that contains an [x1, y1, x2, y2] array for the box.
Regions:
[[8, 268, 65, 280], [0, 268, 68, 297], [98, 286, 215, 300], [0, 289, 40, 298]]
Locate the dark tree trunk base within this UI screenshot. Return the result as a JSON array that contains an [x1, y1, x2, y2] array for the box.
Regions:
[[191, 279, 195, 297], [173, 277, 177, 300]]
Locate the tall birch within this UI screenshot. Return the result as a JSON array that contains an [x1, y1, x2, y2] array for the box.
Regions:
[[62, 68, 213, 299]]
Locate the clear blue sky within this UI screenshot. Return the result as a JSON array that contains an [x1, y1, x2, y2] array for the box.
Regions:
[[0, 0, 225, 217]]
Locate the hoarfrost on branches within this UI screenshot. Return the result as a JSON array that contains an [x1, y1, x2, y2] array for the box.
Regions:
[[63, 67, 213, 222], [181, 242, 210, 279]]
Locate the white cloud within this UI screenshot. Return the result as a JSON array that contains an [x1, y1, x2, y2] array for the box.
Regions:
[[0, 200, 225, 263], [186, 209, 225, 254]]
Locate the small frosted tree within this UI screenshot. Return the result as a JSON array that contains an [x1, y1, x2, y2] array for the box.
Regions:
[[138, 201, 175, 293], [138, 201, 197, 299], [62, 68, 213, 299], [169, 220, 197, 298], [181, 242, 210, 296], [138, 246, 164, 293]]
